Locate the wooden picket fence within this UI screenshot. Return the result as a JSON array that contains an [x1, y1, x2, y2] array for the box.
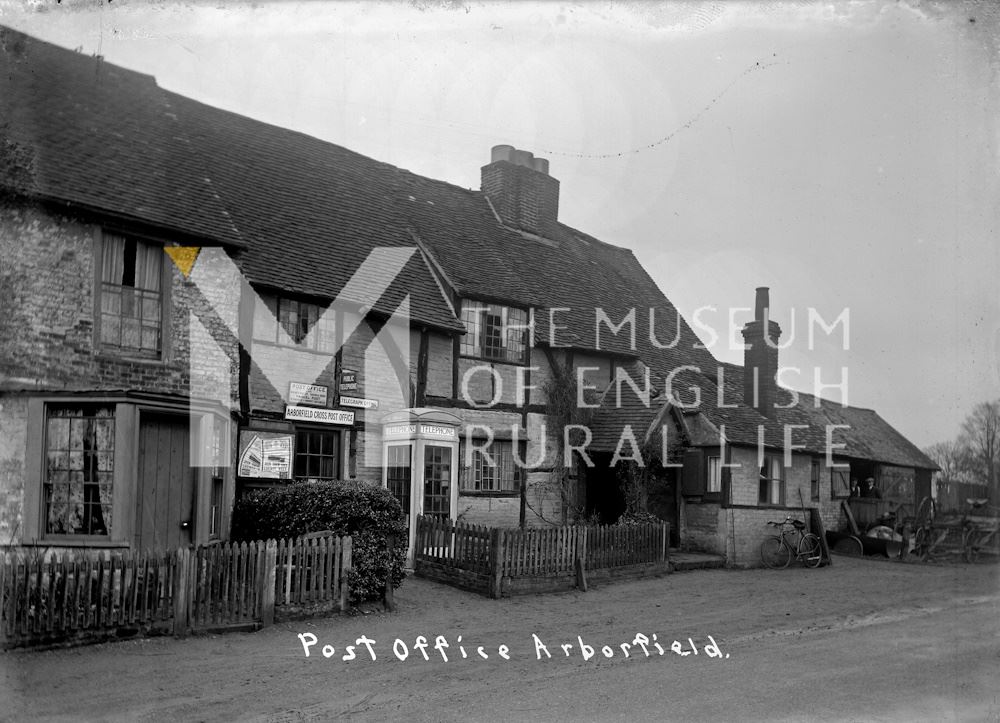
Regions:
[[0, 549, 176, 649], [1, 533, 354, 650], [414, 515, 670, 598]]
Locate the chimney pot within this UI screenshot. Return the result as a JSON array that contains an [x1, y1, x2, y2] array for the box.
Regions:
[[511, 149, 534, 168], [491, 144, 515, 163]]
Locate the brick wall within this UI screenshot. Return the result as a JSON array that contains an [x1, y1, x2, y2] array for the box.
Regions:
[[0, 200, 240, 401], [481, 160, 560, 235], [726, 446, 841, 529], [681, 502, 723, 554]]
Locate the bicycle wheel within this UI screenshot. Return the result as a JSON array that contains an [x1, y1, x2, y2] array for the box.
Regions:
[[760, 536, 791, 569], [798, 533, 823, 568]]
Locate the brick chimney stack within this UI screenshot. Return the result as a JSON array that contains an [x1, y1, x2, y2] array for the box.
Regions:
[[481, 144, 559, 236], [741, 287, 782, 418]]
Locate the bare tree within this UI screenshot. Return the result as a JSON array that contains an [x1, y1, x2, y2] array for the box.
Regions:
[[923, 440, 974, 486], [958, 400, 1000, 491]]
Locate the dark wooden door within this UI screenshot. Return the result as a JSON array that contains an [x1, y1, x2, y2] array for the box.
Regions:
[[136, 413, 193, 551]]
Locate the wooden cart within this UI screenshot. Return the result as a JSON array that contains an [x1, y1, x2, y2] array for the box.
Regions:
[[911, 497, 1000, 563]]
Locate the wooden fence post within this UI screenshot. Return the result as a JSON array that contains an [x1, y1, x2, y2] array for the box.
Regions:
[[383, 535, 395, 612], [575, 527, 588, 592], [661, 522, 669, 564], [488, 528, 503, 599], [340, 536, 353, 613], [172, 547, 190, 637], [260, 540, 277, 628]]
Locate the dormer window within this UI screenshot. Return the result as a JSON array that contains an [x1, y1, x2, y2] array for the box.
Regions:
[[253, 292, 337, 353], [459, 300, 529, 364]]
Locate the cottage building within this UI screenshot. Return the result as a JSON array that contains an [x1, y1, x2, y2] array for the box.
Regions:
[[0, 27, 936, 565]]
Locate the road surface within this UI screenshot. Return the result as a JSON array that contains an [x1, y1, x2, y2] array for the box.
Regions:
[[2, 555, 998, 722]]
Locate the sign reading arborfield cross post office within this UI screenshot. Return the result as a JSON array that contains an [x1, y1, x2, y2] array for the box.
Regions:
[[284, 406, 355, 425]]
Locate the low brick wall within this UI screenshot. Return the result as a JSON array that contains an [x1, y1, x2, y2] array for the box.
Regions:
[[724, 506, 822, 568]]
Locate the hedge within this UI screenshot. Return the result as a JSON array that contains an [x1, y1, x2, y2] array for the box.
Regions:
[[230, 480, 407, 603]]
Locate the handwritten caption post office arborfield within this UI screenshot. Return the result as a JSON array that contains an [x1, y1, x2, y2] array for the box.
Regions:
[[297, 632, 730, 663]]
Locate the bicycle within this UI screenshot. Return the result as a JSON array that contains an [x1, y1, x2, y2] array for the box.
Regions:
[[760, 516, 823, 569]]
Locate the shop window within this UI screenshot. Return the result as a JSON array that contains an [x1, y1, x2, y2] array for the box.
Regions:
[[254, 293, 337, 353], [460, 439, 522, 493], [459, 300, 529, 363], [99, 232, 164, 357], [758, 456, 784, 506], [44, 405, 115, 536], [294, 429, 340, 479]]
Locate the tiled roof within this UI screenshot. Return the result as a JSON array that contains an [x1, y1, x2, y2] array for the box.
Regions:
[[591, 360, 938, 470], [0, 25, 719, 349], [166, 93, 464, 332], [396, 164, 715, 362], [0, 28, 243, 247]]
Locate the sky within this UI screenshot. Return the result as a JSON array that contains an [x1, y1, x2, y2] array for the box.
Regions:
[[1, 0, 997, 449]]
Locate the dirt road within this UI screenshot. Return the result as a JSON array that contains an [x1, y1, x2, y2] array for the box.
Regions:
[[2, 555, 998, 722]]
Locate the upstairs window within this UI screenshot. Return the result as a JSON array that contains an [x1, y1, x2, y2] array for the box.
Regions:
[[460, 439, 523, 493], [254, 293, 337, 353], [99, 232, 163, 357], [460, 301, 529, 364]]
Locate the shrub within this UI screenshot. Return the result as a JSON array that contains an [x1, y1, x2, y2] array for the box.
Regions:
[[230, 480, 407, 603]]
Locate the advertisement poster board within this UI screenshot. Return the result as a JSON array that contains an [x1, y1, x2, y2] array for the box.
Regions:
[[237, 430, 293, 479]]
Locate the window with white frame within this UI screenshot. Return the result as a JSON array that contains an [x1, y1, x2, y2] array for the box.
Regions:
[[460, 439, 523, 493], [707, 455, 722, 494], [459, 300, 529, 364], [254, 293, 337, 353], [99, 232, 164, 357], [758, 456, 784, 506], [386, 444, 412, 517]]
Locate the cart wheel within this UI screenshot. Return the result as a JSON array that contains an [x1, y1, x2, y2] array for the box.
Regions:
[[913, 527, 931, 561], [914, 496, 936, 528], [962, 528, 980, 563], [832, 535, 864, 557]]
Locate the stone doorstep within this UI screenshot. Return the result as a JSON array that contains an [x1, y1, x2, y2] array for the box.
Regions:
[[669, 550, 727, 572]]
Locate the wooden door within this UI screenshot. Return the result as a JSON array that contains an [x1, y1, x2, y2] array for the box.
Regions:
[[136, 413, 194, 551]]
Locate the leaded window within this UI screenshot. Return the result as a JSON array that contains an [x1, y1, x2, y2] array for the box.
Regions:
[[44, 406, 114, 536], [459, 301, 529, 363]]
